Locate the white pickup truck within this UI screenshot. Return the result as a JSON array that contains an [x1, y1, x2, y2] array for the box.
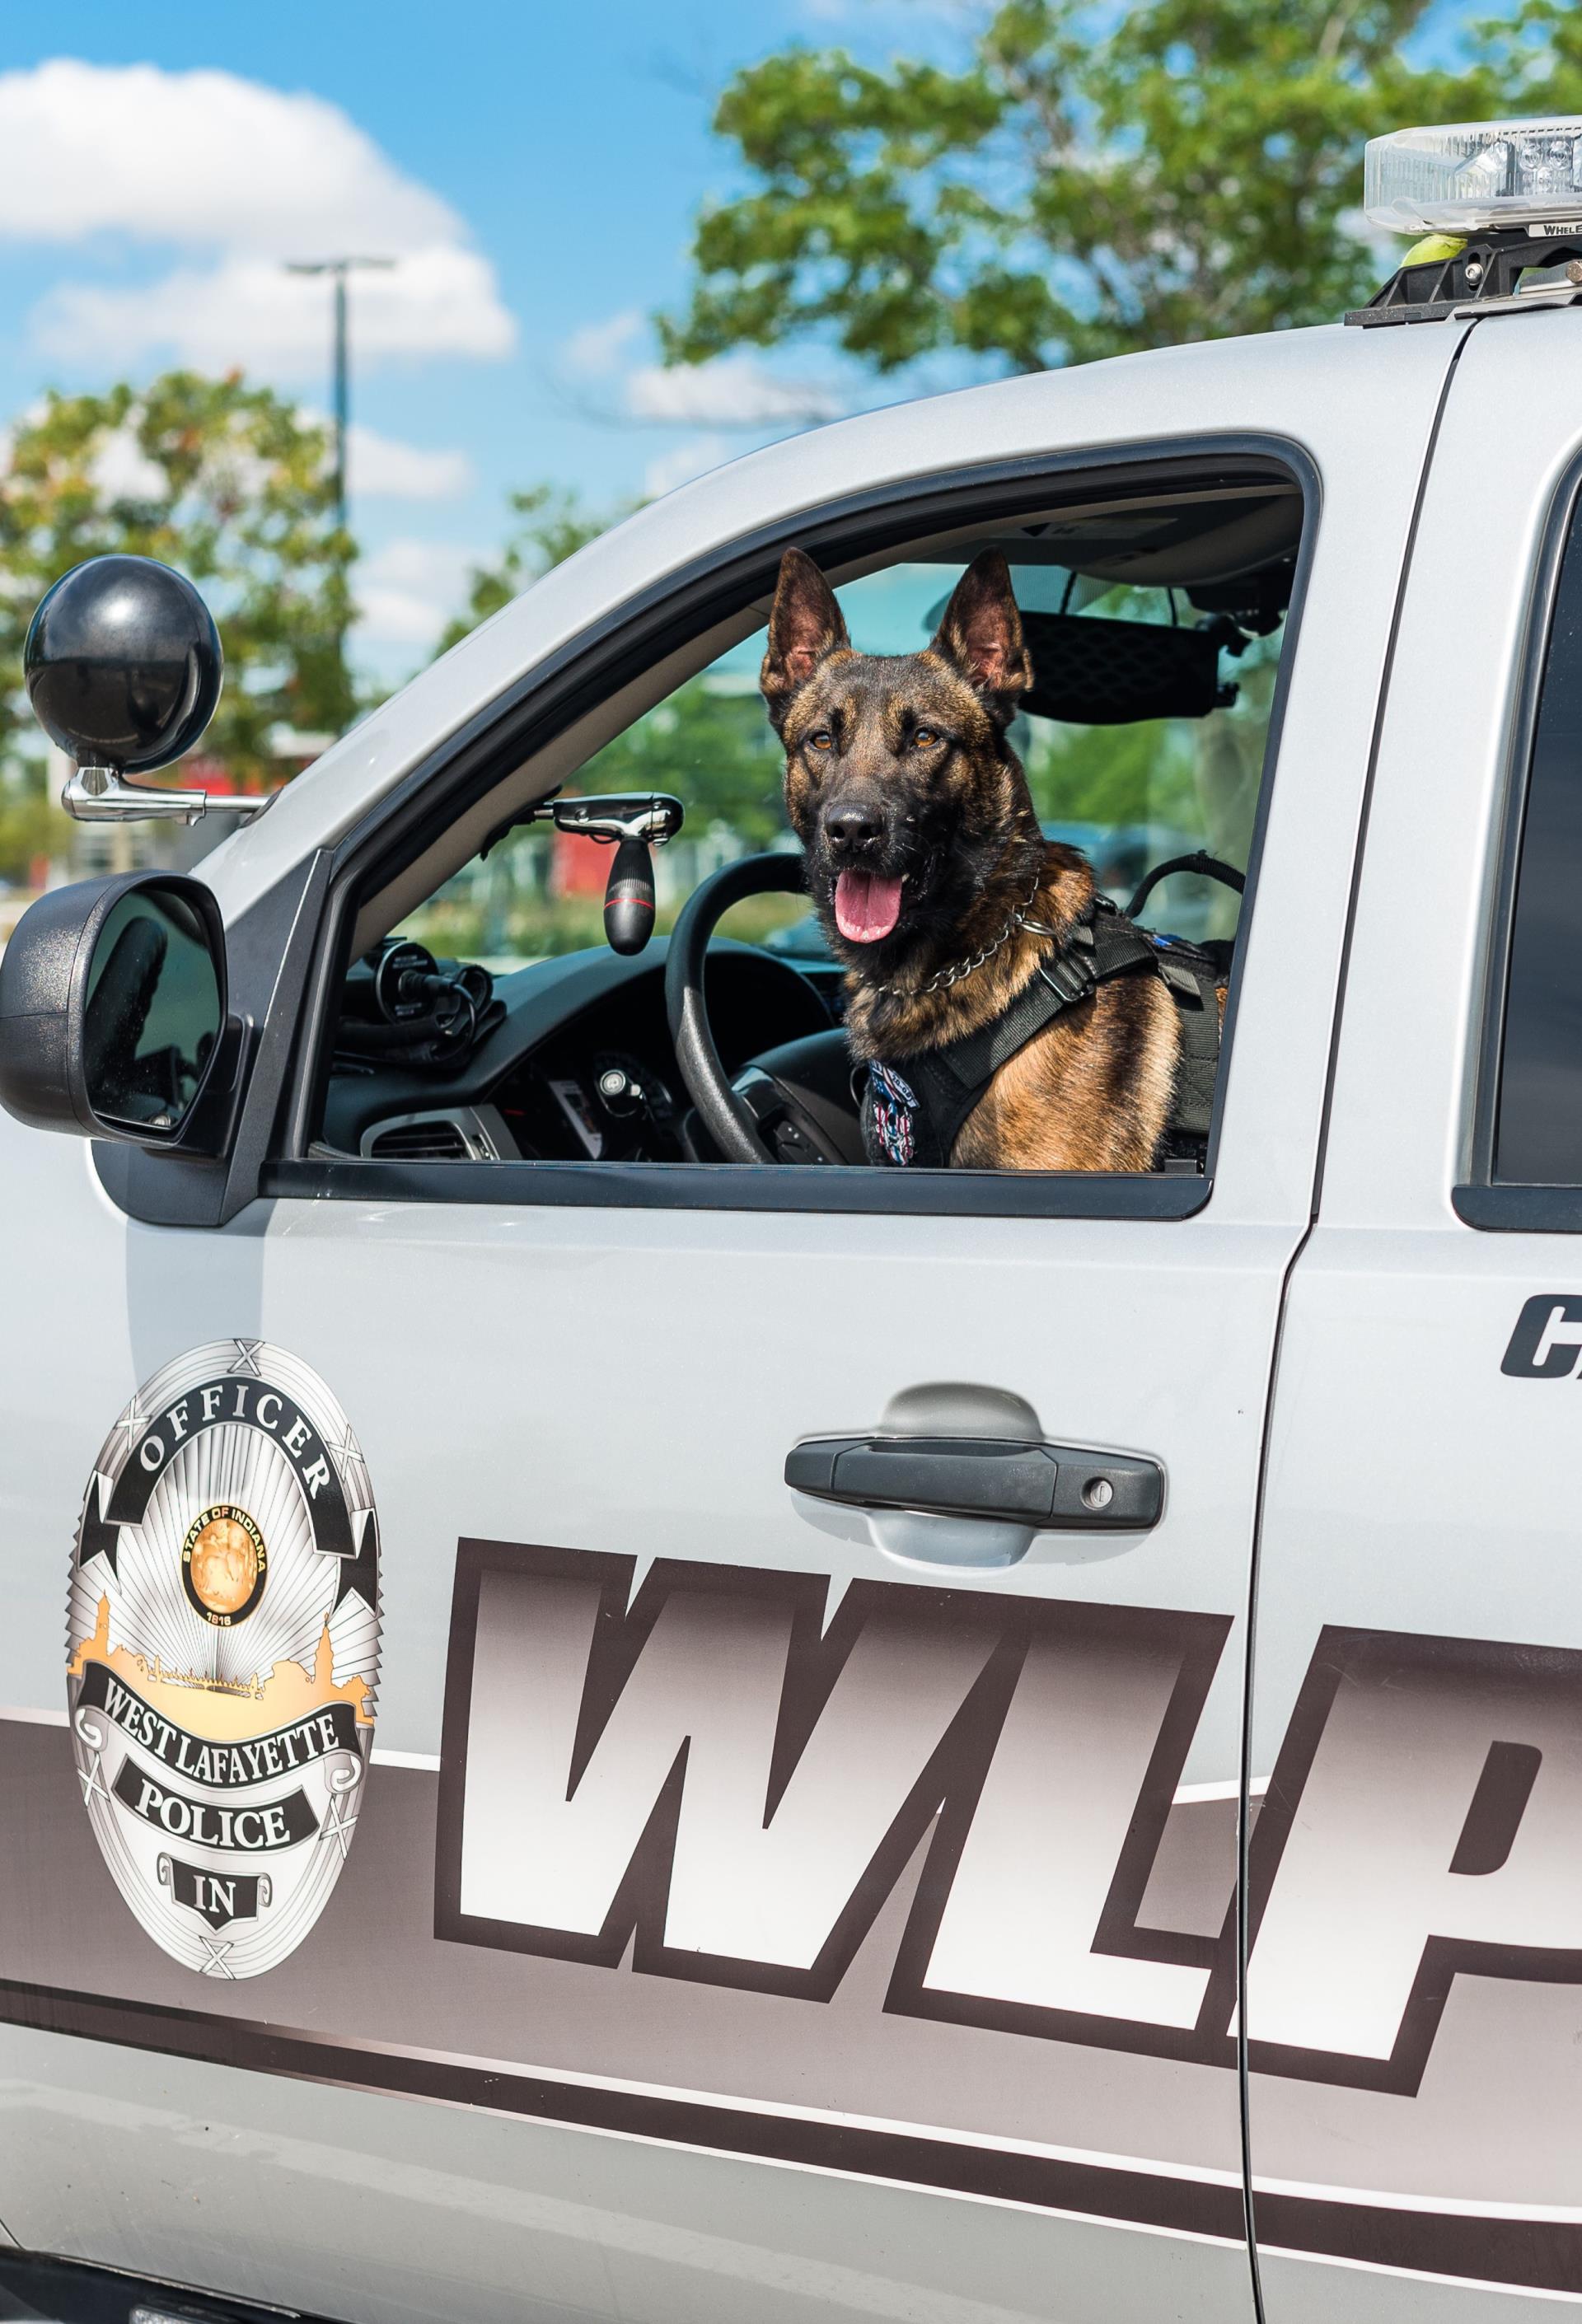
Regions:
[[4, 115, 1582, 2324]]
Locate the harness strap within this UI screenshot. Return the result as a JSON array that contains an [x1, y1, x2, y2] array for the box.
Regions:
[[861, 900, 1223, 1168], [897, 959, 1092, 1167], [1154, 945, 1221, 1141], [1079, 899, 1160, 984]]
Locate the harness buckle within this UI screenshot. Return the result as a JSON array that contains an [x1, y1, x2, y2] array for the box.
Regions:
[[1037, 950, 1098, 1006], [1155, 954, 1206, 999]]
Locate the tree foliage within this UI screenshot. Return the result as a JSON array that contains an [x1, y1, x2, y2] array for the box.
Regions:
[[0, 372, 353, 794], [437, 485, 621, 654], [0, 764, 67, 886], [662, 0, 1582, 375]]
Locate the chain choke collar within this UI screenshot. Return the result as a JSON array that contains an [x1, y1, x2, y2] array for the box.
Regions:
[[870, 873, 1055, 1000]]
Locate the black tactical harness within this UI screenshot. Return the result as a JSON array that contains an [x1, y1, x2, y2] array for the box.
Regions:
[[860, 899, 1224, 1171]]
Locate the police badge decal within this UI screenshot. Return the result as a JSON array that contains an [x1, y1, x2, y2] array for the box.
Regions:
[[67, 1340, 381, 1980]]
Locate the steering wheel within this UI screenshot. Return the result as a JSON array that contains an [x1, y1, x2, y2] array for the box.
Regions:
[[663, 852, 861, 1165]]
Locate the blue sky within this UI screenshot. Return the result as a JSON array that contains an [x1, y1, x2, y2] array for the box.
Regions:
[[0, 1, 970, 679], [0, 0, 1476, 680]]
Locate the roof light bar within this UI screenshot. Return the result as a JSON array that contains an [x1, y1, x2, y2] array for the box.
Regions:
[[1365, 119, 1582, 235]]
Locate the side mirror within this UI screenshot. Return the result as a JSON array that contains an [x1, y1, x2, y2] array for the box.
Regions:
[[24, 554, 260, 827], [0, 871, 233, 1148]]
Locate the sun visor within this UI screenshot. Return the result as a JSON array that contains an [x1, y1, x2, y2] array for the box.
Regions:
[[1026, 492, 1302, 587]]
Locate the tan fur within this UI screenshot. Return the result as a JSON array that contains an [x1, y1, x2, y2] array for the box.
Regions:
[[952, 970, 1182, 1171]]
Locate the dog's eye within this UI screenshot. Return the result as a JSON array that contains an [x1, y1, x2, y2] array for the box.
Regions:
[[807, 730, 834, 752], [911, 727, 941, 750]]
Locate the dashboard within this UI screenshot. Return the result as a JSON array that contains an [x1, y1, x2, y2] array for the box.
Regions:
[[321, 936, 841, 1166]]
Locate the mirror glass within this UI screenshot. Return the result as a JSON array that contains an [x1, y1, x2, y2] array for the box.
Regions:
[[83, 883, 222, 1133]]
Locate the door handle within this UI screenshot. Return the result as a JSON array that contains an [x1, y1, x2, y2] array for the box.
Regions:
[[784, 1434, 1163, 1531]]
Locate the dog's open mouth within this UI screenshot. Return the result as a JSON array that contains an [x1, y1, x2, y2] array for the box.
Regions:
[[833, 868, 905, 944]]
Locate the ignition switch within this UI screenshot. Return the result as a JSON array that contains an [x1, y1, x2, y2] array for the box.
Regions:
[[597, 1064, 645, 1118]]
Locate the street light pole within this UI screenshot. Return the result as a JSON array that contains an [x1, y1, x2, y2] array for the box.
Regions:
[[286, 255, 395, 534], [286, 255, 394, 711], [332, 264, 349, 532]]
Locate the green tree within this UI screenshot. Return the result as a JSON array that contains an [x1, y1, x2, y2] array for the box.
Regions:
[[661, 0, 1582, 376], [0, 372, 353, 797], [437, 485, 622, 653]]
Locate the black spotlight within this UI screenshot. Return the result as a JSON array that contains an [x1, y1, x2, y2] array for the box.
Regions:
[[25, 554, 223, 775]]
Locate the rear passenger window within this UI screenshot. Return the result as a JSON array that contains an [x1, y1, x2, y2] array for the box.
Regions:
[[1495, 496, 1582, 1182]]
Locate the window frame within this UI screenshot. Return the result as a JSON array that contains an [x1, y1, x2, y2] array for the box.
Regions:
[[276, 435, 1315, 1220], [1455, 452, 1582, 1232], [99, 433, 1318, 1231]]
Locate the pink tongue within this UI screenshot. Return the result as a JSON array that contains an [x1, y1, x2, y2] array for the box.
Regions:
[[835, 869, 904, 943]]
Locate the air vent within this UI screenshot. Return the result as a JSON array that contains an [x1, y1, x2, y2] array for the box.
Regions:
[[366, 1116, 470, 1162], [358, 1105, 515, 1163]]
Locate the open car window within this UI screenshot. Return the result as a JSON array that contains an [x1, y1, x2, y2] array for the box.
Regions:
[[317, 468, 1302, 1187], [393, 556, 1279, 975]]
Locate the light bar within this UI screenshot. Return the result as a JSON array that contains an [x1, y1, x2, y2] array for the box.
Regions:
[[1365, 119, 1582, 235]]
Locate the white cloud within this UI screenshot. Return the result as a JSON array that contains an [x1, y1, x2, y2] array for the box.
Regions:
[[353, 537, 475, 649], [0, 60, 513, 376], [88, 425, 166, 502], [644, 435, 732, 498], [559, 315, 843, 434], [344, 424, 473, 501], [625, 356, 840, 427], [1, 395, 466, 512], [563, 308, 644, 376], [34, 245, 511, 375], [0, 59, 454, 249]]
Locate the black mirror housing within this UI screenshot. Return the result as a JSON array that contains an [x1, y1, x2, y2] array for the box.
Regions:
[[26, 554, 222, 774], [0, 871, 232, 1148]]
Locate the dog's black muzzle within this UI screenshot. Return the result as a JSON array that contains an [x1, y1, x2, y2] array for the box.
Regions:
[[817, 797, 921, 886]]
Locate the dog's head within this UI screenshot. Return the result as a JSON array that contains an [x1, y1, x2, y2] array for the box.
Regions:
[[761, 547, 1039, 967]]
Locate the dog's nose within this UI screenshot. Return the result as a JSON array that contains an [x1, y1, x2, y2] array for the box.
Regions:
[[824, 802, 884, 854]]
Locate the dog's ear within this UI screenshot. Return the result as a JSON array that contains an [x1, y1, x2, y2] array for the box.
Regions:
[[761, 549, 850, 727], [929, 550, 1033, 722]]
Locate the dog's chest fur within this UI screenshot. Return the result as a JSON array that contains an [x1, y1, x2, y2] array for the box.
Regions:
[[949, 964, 1183, 1171]]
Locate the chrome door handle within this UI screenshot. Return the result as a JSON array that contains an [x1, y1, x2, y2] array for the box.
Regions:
[[784, 1434, 1163, 1531]]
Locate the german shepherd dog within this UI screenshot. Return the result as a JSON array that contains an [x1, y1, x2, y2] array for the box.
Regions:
[[760, 546, 1188, 1171]]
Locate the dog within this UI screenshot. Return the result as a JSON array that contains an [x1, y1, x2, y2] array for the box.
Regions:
[[760, 545, 1204, 1171]]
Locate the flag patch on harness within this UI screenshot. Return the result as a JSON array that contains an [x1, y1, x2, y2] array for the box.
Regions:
[[868, 1063, 918, 1166]]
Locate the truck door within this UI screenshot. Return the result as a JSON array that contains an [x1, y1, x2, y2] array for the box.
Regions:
[[0, 328, 1458, 2324], [1247, 308, 1582, 2318]]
